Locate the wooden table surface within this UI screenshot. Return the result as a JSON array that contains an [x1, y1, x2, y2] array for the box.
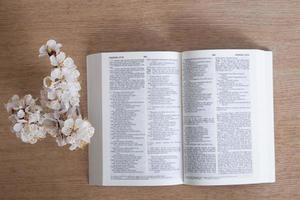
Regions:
[[0, 0, 299, 199]]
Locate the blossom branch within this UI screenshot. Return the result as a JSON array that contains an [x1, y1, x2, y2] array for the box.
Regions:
[[5, 39, 95, 150]]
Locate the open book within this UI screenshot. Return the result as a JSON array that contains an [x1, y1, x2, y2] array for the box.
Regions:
[[87, 49, 275, 186]]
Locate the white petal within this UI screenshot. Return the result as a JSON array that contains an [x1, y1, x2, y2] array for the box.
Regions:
[[56, 136, 66, 146], [6, 96, 20, 111], [28, 112, 40, 123], [8, 115, 17, 123], [81, 135, 91, 143], [21, 132, 31, 143], [48, 100, 61, 110], [74, 118, 84, 128], [68, 82, 81, 94], [61, 126, 73, 136], [70, 96, 80, 106], [77, 133, 89, 144], [72, 69, 80, 78], [55, 89, 63, 100], [61, 91, 71, 104], [46, 39, 57, 49], [37, 128, 47, 138], [62, 118, 74, 136], [56, 43, 62, 49], [46, 127, 58, 137], [63, 57, 75, 68], [89, 127, 95, 136], [61, 127, 71, 136], [50, 68, 62, 80], [61, 67, 71, 77], [17, 110, 25, 118], [55, 43, 62, 53], [11, 94, 20, 102], [13, 123, 23, 132], [64, 118, 75, 128], [66, 135, 75, 144], [33, 105, 42, 112], [63, 68, 80, 82], [69, 143, 78, 151], [30, 139, 38, 144], [18, 97, 25, 108], [5, 102, 14, 113], [47, 90, 57, 100], [39, 45, 47, 53], [39, 45, 47, 57], [24, 94, 34, 106], [50, 55, 58, 66], [56, 52, 66, 63], [11, 102, 21, 111]]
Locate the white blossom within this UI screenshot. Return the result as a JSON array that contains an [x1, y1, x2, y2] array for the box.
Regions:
[[39, 39, 62, 57], [5, 94, 46, 144], [13, 122, 24, 132], [5, 95, 20, 113], [50, 52, 65, 66], [50, 68, 63, 80], [42, 112, 61, 137], [62, 68, 80, 82], [61, 118, 95, 150], [18, 124, 47, 144], [5, 94, 35, 114], [6, 39, 94, 150]]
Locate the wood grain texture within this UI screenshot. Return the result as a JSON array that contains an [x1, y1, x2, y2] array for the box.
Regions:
[[0, 0, 299, 199]]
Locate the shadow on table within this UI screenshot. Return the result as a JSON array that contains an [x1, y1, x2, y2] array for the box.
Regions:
[[86, 17, 269, 53]]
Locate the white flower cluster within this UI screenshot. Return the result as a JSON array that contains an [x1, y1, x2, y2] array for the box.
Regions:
[[6, 95, 46, 144], [5, 39, 94, 150]]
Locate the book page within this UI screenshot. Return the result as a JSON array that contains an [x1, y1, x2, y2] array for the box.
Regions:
[[182, 50, 274, 185], [100, 52, 183, 186]]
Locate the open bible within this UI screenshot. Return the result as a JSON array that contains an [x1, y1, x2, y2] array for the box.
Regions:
[[87, 50, 275, 186]]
